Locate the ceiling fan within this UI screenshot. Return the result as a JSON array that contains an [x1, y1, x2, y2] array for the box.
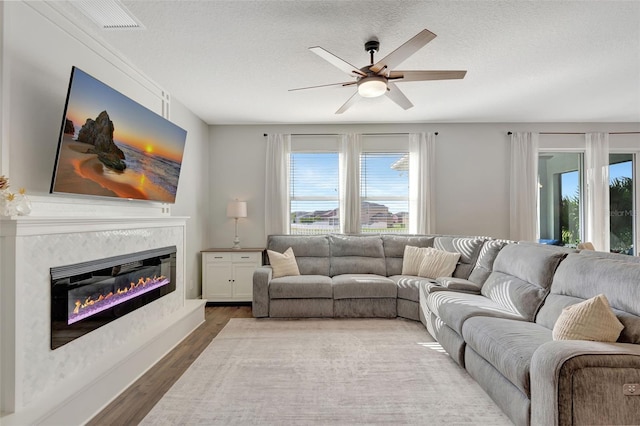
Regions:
[[290, 29, 467, 114]]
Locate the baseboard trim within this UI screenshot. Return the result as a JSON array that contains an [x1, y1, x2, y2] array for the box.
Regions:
[[1, 299, 205, 426]]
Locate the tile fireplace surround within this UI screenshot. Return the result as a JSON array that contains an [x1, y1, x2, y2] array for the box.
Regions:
[[0, 215, 205, 425]]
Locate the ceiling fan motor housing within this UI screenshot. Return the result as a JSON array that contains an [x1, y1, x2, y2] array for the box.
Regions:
[[364, 40, 380, 53]]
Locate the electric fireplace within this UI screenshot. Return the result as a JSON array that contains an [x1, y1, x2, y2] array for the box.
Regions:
[[51, 246, 177, 349]]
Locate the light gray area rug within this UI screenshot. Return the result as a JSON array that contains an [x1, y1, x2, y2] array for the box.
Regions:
[[141, 318, 511, 425]]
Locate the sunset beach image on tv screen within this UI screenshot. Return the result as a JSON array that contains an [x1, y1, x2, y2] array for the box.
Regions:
[[50, 67, 187, 203]]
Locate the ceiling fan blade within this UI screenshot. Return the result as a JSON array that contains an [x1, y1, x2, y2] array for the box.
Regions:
[[309, 46, 367, 77], [335, 92, 360, 114], [385, 83, 414, 110], [370, 29, 437, 74], [289, 81, 356, 91], [387, 70, 467, 81]]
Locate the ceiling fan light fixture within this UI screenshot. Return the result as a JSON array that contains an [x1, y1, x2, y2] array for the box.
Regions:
[[357, 77, 387, 98]]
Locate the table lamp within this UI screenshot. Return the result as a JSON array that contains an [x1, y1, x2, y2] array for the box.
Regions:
[[226, 200, 247, 250]]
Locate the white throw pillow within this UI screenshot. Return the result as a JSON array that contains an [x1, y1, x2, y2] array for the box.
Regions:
[[552, 294, 624, 342], [402, 245, 429, 276], [267, 247, 300, 279], [417, 248, 461, 279]]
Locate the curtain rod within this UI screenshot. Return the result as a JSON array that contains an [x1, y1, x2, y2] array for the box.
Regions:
[[507, 131, 640, 135], [263, 132, 438, 137]]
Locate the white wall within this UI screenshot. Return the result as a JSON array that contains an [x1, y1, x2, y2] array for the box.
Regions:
[[170, 97, 209, 298], [0, 2, 209, 298], [209, 123, 640, 248]]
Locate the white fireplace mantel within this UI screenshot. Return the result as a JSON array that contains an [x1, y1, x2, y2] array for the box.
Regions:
[[0, 215, 190, 237]]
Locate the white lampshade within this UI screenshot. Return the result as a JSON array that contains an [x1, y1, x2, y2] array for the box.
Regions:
[[357, 77, 387, 98], [226, 200, 247, 218]]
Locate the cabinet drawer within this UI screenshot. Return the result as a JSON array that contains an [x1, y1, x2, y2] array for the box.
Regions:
[[232, 252, 261, 263], [205, 252, 232, 262]]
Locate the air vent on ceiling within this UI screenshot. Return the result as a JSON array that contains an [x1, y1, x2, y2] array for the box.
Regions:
[[71, 0, 144, 30]]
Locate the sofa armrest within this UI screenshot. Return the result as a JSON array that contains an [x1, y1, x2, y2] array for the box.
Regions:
[[434, 277, 482, 294], [530, 340, 640, 426], [252, 266, 273, 317]]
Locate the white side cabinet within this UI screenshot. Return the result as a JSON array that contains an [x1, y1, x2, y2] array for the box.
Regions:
[[201, 248, 263, 302]]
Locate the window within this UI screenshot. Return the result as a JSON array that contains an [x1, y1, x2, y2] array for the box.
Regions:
[[289, 152, 339, 235], [360, 152, 409, 233], [609, 154, 635, 255], [538, 152, 583, 247]]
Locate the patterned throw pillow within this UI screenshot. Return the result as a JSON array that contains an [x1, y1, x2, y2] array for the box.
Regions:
[[553, 294, 624, 342], [402, 245, 429, 276], [267, 247, 301, 279], [417, 248, 461, 279]]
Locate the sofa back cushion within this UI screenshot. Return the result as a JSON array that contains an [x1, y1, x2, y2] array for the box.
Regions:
[[381, 234, 435, 276], [433, 236, 484, 279], [578, 249, 640, 263], [536, 253, 640, 344], [481, 244, 567, 321], [266, 235, 330, 276], [329, 234, 386, 276], [467, 239, 512, 285]]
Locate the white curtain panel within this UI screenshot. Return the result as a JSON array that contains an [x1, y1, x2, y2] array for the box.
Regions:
[[585, 132, 610, 251], [409, 132, 436, 234], [264, 133, 291, 237], [339, 133, 362, 234], [509, 132, 539, 241]]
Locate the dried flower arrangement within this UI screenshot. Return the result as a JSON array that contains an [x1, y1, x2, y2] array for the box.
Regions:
[[0, 174, 31, 216]]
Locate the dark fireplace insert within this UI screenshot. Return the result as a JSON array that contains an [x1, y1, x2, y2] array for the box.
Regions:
[[51, 246, 177, 350]]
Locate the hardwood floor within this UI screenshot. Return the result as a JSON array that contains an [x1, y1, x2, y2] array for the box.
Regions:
[[87, 305, 252, 426]]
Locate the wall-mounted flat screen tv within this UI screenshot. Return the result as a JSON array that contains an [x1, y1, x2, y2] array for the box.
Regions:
[[50, 67, 187, 203]]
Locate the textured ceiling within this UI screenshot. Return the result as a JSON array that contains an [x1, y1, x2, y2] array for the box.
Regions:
[[57, 1, 640, 124]]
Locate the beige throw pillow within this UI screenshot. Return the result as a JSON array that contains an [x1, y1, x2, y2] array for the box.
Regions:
[[267, 247, 300, 279], [402, 245, 429, 276], [417, 248, 461, 279], [552, 294, 624, 342]]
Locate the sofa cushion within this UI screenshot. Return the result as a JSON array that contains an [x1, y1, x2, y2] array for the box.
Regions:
[[267, 235, 330, 275], [578, 249, 640, 263], [267, 247, 300, 278], [537, 253, 640, 343], [332, 274, 397, 299], [426, 290, 525, 335], [481, 244, 567, 321], [467, 240, 512, 285], [269, 275, 333, 299], [462, 316, 552, 396], [329, 234, 386, 276], [382, 234, 435, 276], [435, 277, 483, 294], [417, 248, 461, 279], [552, 294, 624, 342], [390, 275, 433, 302], [433, 236, 484, 279]]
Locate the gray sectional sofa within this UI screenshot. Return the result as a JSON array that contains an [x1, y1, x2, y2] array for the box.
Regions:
[[253, 234, 485, 319], [253, 233, 640, 425]]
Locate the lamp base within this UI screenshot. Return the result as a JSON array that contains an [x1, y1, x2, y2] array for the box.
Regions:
[[232, 236, 241, 250]]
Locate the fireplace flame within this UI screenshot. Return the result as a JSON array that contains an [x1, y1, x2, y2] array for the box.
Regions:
[[72, 275, 166, 315]]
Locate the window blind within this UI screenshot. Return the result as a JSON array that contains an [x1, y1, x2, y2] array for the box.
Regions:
[[289, 152, 340, 234], [360, 152, 410, 233]]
